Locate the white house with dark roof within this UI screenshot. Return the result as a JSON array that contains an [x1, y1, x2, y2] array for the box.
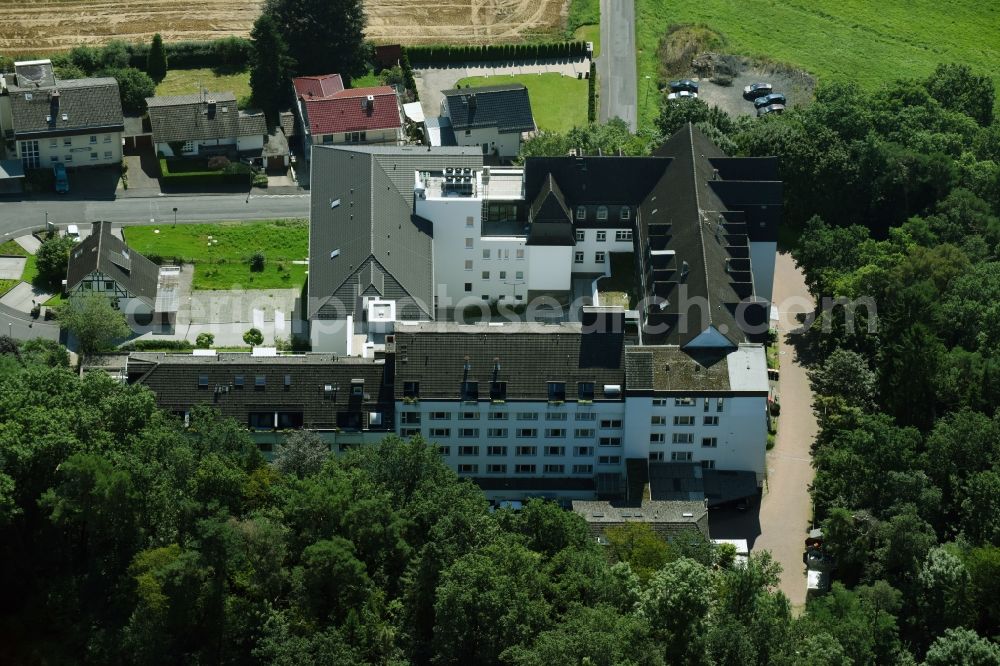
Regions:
[[0, 60, 124, 170], [145, 91, 266, 157], [441, 83, 535, 158]]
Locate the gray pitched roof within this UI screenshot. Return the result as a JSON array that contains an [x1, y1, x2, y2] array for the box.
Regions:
[[391, 321, 625, 401], [66, 222, 159, 307], [442, 84, 535, 134], [146, 92, 258, 143], [7, 77, 124, 138], [307, 145, 483, 320], [526, 174, 575, 246], [523, 155, 670, 206]]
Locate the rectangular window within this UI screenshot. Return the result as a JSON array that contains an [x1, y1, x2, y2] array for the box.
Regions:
[[653, 399, 667, 406], [465, 238, 474, 249], [574, 251, 584, 264], [672, 452, 693, 462], [466, 216, 474, 227], [248, 412, 274, 430], [650, 433, 665, 443], [499, 271, 506, 279], [620, 207, 631, 220], [482, 249, 490, 259], [576, 206, 586, 220], [575, 229, 585, 242], [578, 382, 595, 401], [488, 411, 508, 421], [615, 229, 632, 241], [104, 134, 111, 143], [517, 412, 538, 421], [598, 455, 621, 465], [674, 416, 695, 426], [544, 464, 564, 474], [672, 433, 694, 444], [600, 419, 622, 429], [516, 429, 537, 439], [596, 230, 606, 242], [481, 295, 489, 301], [457, 464, 478, 474], [50, 139, 57, 148], [481, 271, 489, 280], [458, 445, 479, 456], [487, 463, 506, 474], [322, 134, 334, 144], [234, 375, 244, 389], [430, 428, 451, 437], [649, 451, 665, 461], [403, 381, 419, 398], [198, 375, 209, 389], [401, 412, 421, 424], [545, 429, 565, 438], [401, 428, 421, 437], [651, 415, 666, 426], [515, 445, 537, 456], [547, 382, 566, 402], [701, 460, 716, 469], [544, 446, 565, 456], [459, 428, 479, 438], [464, 259, 473, 270], [704, 398, 711, 412], [594, 252, 606, 264], [573, 464, 593, 474], [104, 151, 112, 160], [430, 412, 451, 420], [574, 428, 595, 438], [516, 249, 524, 259], [64, 138, 72, 146], [515, 271, 524, 279], [597, 206, 608, 220], [515, 464, 536, 474], [64, 155, 72, 163], [599, 437, 622, 446], [437, 445, 450, 455], [576, 412, 596, 421], [487, 428, 508, 438], [89, 135, 97, 144], [676, 397, 696, 406], [574, 446, 594, 456], [487, 445, 507, 456], [702, 437, 718, 448], [254, 375, 266, 390], [90, 153, 98, 161], [704, 416, 719, 426], [717, 398, 725, 412], [545, 412, 567, 421]]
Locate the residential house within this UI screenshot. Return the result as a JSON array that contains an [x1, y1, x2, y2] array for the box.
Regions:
[[65, 221, 179, 327], [0, 59, 124, 170], [146, 91, 266, 157], [440, 83, 535, 158], [292, 74, 403, 159]]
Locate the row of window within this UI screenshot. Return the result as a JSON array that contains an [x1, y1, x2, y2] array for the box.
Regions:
[[195, 375, 366, 397], [421, 427, 623, 442], [49, 152, 113, 164], [457, 463, 596, 475], [575, 206, 630, 222], [648, 452, 715, 466], [665, 397, 726, 411], [575, 251, 606, 264], [465, 238, 525, 258], [462, 266, 524, 282], [575, 229, 632, 242], [48, 134, 113, 147], [651, 415, 720, 426], [650, 434, 719, 446], [401, 410, 618, 425], [475, 248, 524, 260]]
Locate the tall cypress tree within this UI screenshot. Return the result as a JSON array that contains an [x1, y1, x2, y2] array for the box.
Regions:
[[146, 33, 168, 83], [249, 12, 294, 123]]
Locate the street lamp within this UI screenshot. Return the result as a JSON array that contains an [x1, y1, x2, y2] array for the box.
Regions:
[[172, 207, 178, 227], [644, 75, 652, 109]]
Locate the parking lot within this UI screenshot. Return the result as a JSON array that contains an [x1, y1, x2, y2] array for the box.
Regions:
[[664, 59, 815, 118]]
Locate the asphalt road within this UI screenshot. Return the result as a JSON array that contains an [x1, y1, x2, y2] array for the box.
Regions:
[[598, 0, 639, 130], [0, 193, 311, 241]]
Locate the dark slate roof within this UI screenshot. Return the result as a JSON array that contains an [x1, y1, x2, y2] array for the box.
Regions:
[[526, 174, 575, 246], [8, 77, 124, 138], [522, 156, 670, 206], [66, 222, 160, 308], [308, 145, 483, 320], [572, 499, 710, 540], [442, 84, 535, 134], [279, 110, 298, 137], [391, 322, 625, 401], [128, 352, 394, 432], [238, 111, 267, 137], [146, 92, 248, 143]]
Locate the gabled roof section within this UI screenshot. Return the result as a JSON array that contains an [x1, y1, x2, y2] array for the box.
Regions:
[[442, 84, 535, 134], [146, 91, 245, 143], [298, 86, 401, 135], [292, 74, 345, 99], [308, 145, 483, 319], [66, 222, 159, 307], [8, 77, 124, 137], [523, 156, 671, 207], [526, 173, 576, 246]]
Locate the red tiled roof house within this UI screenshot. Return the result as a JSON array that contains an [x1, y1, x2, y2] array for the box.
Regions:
[[292, 74, 403, 159]]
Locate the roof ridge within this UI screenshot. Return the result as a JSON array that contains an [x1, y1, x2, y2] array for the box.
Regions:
[[687, 123, 714, 329]]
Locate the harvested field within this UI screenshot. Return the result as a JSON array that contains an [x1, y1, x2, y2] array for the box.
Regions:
[[0, 0, 568, 53]]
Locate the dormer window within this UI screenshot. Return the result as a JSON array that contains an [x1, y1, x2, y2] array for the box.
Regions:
[[198, 375, 209, 389], [490, 381, 507, 402], [403, 381, 419, 399], [351, 379, 364, 398], [620, 207, 631, 220], [597, 206, 608, 220], [576, 206, 586, 220], [578, 382, 594, 401], [547, 382, 566, 402], [461, 381, 479, 402]]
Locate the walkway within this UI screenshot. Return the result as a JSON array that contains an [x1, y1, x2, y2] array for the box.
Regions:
[[598, 0, 638, 130], [753, 251, 818, 611]]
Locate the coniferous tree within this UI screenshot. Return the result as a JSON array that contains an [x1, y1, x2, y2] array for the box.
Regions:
[[146, 33, 167, 82]]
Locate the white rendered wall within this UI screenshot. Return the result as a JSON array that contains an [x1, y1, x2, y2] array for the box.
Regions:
[[309, 316, 351, 354], [573, 229, 634, 274], [237, 134, 264, 152], [455, 127, 521, 158], [527, 245, 573, 292], [23, 131, 122, 166]]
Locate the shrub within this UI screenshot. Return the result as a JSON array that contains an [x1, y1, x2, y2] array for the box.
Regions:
[[35, 234, 75, 289], [207, 156, 231, 171], [119, 339, 194, 352], [250, 251, 265, 272], [195, 332, 215, 349], [243, 328, 264, 347]]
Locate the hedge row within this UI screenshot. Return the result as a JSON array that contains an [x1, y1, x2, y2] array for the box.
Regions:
[[406, 41, 588, 65], [119, 339, 193, 351], [588, 61, 597, 122], [159, 158, 251, 185], [126, 37, 252, 72]]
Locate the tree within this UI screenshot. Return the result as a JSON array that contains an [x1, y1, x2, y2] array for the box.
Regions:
[[195, 332, 214, 349], [605, 522, 670, 581], [924, 627, 1000, 666], [243, 328, 264, 347], [102, 67, 155, 114], [925, 63, 995, 127], [273, 430, 329, 478], [918, 545, 974, 637], [250, 250, 266, 272], [298, 537, 371, 621], [248, 12, 293, 122], [146, 33, 167, 83], [263, 0, 368, 78], [100, 40, 131, 70], [58, 292, 131, 358], [35, 233, 75, 288], [808, 348, 878, 410], [640, 557, 715, 665]]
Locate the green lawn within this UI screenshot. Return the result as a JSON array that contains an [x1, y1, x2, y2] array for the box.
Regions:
[[155, 68, 252, 105], [635, 0, 1000, 128], [456, 73, 588, 133], [0, 280, 17, 297], [574, 25, 601, 59], [123, 220, 309, 290], [597, 253, 639, 309], [0, 240, 28, 257], [351, 71, 383, 88]]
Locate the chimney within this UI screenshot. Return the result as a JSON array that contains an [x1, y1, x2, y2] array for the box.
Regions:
[[206, 99, 217, 119], [364, 94, 375, 112]]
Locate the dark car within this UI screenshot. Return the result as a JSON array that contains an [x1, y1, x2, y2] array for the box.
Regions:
[[669, 79, 699, 93], [743, 82, 773, 100], [753, 93, 787, 108], [757, 103, 785, 117], [53, 162, 69, 194]]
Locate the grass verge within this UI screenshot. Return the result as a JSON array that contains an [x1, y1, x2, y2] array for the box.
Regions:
[[123, 220, 308, 290], [0, 279, 17, 297], [635, 0, 1000, 129], [573, 25, 601, 59], [155, 68, 252, 104], [0, 240, 29, 257], [456, 73, 588, 133]]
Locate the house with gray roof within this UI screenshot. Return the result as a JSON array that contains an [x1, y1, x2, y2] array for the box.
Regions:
[[65, 222, 178, 328], [0, 60, 124, 171], [145, 91, 266, 158], [441, 83, 535, 158]]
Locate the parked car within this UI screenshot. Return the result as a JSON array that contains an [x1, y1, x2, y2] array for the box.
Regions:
[[743, 82, 773, 100], [668, 79, 699, 93], [753, 93, 787, 108], [53, 163, 69, 194], [757, 103, 785, 117], [667, 90, 698, 101]]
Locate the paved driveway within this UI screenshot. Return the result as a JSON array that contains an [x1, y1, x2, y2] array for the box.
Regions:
[[0, 257, 26, 279], [598, 0, 638, 130]]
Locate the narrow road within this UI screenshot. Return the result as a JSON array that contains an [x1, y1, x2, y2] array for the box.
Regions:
[[598, 0, 638, 130], [754, 251, 817, 611]]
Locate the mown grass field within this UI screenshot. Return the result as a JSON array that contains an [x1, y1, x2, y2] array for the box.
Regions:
[[636, 0, 1000, 128], [155, 68, 252, 103], [457, 73, 588, 133], [123, 220, 308, 290]]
